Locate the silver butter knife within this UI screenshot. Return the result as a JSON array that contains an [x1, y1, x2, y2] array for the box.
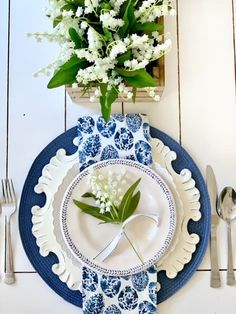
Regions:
[[206, 165, 221, 288]]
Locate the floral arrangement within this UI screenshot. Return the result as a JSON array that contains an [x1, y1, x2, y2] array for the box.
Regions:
[[73, 168, 143, 261], [29, 0, 175, 120], [73, 169, 141, 224]]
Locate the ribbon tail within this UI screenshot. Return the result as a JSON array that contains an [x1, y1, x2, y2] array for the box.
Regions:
[[93, 213, 159, 262], [94, 231, 123, 262]]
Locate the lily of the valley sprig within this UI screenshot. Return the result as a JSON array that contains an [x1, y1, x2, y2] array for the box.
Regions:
[[28, 0, 175, 121], [73, 169, 141, 224]]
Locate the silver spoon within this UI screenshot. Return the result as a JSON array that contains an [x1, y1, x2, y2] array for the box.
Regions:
[[217, 187, 236, 285]]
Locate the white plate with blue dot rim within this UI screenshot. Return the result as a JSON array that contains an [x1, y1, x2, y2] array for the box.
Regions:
[[60, 159, 176, 276]]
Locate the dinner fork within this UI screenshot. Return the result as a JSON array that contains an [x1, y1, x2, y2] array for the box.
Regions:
[[1, 178, 17, 284]]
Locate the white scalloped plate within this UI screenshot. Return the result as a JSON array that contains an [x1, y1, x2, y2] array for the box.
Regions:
[[32, 137, 201, 290], [60, 159, 176, 276]]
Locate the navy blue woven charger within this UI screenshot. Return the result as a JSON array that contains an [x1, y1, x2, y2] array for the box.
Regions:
[[19, 126, 210, 308]]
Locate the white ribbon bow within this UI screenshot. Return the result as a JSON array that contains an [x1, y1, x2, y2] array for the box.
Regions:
[[94, 213, 159, 263]]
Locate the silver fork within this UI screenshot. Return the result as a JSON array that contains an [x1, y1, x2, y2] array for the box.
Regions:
[[1, 178, 17, 284]]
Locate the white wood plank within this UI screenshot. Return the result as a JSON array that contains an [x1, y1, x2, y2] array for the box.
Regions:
[[233, 0, 236, 86], [178, 0, 236, 270], [7, 0, 65, 271], [159, 270, 236, 314], [0, 271, 236, 313], [66, 95, 123, 130], [234, 0, 236, 47], [123, 2, 180, 142], [0, 0, 9, 273], [0, 273, 80, 314]]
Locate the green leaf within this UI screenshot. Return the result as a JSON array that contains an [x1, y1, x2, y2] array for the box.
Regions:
[[115, 68, 157, 88], [101, 2, 112, 10], [81, 192, 97, 199], [118, 178, 141, 222], [61, 4, 77, 13], [47, 56, 87, 89], [73, 199, 100, 211], [99, 83, 107, 97], [47, 66, 78, 88], [73, 200, 114, 223], [117, 50, 131, 65], [65, 0, 84, 5], [100, 87, 118, 122], [123, 191, 140, 221], [53, 16, 62, 28], [103, 28, 112, 41], [123, 69, 157, 88], [115, 67, 140, 77], [118, 0, 136, 37], [60, 55, 84, 70], [132, 22, 164, 32], [69, 28, 84, 49]]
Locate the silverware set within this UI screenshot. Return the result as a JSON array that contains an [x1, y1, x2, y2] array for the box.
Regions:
[[0, 178, 17, 284], [207, 165, 236, 287]]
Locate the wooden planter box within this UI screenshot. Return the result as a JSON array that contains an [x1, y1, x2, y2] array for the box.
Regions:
[[66, 18, 165, 104]]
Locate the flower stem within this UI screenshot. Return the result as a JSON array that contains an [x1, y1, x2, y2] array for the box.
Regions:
[[123, 231, 144, 264]]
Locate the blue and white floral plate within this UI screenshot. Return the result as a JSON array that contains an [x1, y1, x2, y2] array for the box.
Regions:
[[60, 159, 176, 276]]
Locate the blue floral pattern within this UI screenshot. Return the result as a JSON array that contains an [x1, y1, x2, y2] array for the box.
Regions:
[[131, 271, 149, 292], [149, 282, 157, 304], [83, 294, 105, 314], [78, 114, 158, 312], [82, 134, 101, 157], [79, 150, 86, 163], [101, 145, 119, 160], [82, 267, 157, 313], [143, 122, 151, 141], [104, 305, 121, 314], [125, 154, 136, 161], [113, 114, 125, 122], [82, 267, 98, 292], [118, 286, 139, 310], [135, 140, 152, 165], [100, 275, 121, 298], [77, 129, 83, 145], [97, 116, 116, 138], [114, 128, 134, 151], [77, 114, 152, 170], [78, 116, 95, 134], [147, 265, 158, 274], [80, 160, 96, 172], [126, 114, 142, 133], [139, 301, 156, 314]]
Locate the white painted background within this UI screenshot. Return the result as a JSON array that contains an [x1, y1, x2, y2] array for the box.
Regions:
[[0, 0, 236, 313]]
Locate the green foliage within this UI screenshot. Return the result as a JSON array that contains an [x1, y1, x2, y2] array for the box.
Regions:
[[118, 0, 136, 37], [53, 16, 62, 27], [73, 200, 115, 223], [119, 178, 141, 222], [47, 55, 87, 88], [61, 4, 77, 13], [65, 0, 84, 5], [100, 86, 118, 122], [132, 22, 164, 32], [69, 28, 85, 49], [117, 51, 131, 65], [115, 68, 157, 88], [121, 69, 157, 88], [73, 178, 141, 224], [43, 0, 168, 120]]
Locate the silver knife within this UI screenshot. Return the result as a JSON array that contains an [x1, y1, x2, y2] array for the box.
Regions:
[[206, 165, 221, 288]]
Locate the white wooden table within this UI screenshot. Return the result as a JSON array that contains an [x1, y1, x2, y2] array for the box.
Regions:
[[0, 0, 236, 313]]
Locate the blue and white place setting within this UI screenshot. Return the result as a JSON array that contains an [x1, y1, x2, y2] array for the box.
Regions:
[[18, 113, 210, 314]]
